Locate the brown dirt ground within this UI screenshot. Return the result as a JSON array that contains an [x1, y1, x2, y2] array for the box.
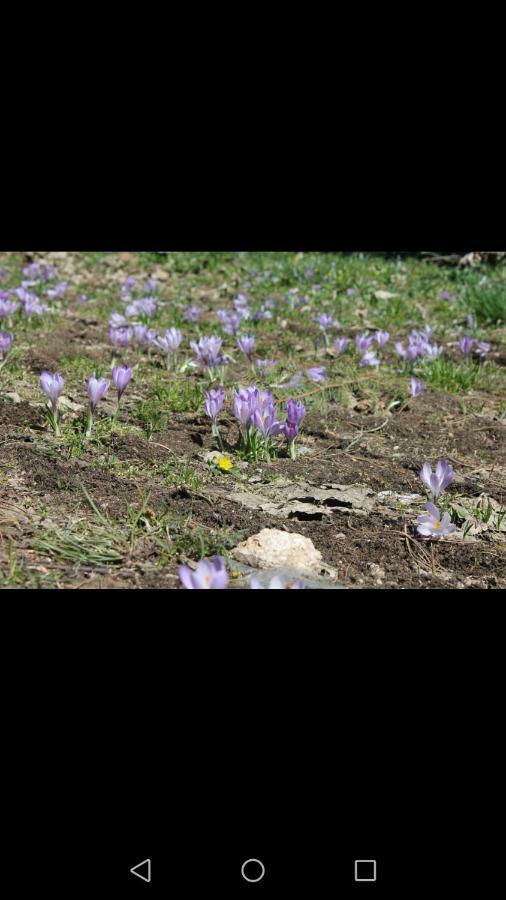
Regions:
[[1, 388, 505, 589]]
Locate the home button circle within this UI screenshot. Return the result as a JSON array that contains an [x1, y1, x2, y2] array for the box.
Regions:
[[241, 858, 266, 883]]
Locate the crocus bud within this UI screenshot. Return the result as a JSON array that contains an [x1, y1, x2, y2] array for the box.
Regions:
[[87, 376, 110, 412], [111, 365, 132, 401], [39, 371, 65, 412]]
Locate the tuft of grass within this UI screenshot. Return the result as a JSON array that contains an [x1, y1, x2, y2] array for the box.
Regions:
[[36, 523, 125, 566], [418, 357, 482, 393], [462, 279, 506, 325]]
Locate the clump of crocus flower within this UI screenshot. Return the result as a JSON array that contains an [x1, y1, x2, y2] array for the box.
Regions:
[[190, 335, 227, 382], [355, 333, 374, 354], [360, 350, 380, 367], [46, 281, 68, 300], [0, 298, 19, 319], [154, 327, 183, 369], [305, 366, 326, 383], [416, 502, 457, 539], [409, 377, 426, 397], [315, 313, 340, 332], [110, 312, 127, 329], [217, 308, 244, 335], [0, 331, 14, 371], [374, 330, 390, 347], [111, 365, 132, 419], [419, 459, 454, 500], [333, 337, 349, 354], [183, 305, 202, 322], [86, 376, 110, 438], [255, 358, 276, 375], [232, 386, 282, 460], [39, 372, 65, 435], [179, 556, 228, 589], [204, 387, 226, 449], [126, 296, 158, 319], [109, 325, 133, 348], [237, 334, 255, 362], [283, 398, 306, 459], [459, 336, 474, 357]]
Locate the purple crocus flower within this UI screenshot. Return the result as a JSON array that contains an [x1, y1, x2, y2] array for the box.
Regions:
[[190, 335, 224, 368], [283, 398, 306, 452], [111, 365, 132, 401], [315, 313, 339, 331], [417, 502, 457, 539], [440, 291, 453, 301], [0, 331, 14, 357], [134, 324, 156, 346], [0, 299, 19, 318], [333, 337, 350, 354], [466, 313, 476, 330], [255, 358, 276, 374], [305, 367, 326, 383], [21, 292, 48, 317], [39, 371, 65, 412], [179, 556, 228, 590], [87, 376, 110, 413], [46, 280, 68, 299], [144, 277, 158, 293], [155, 327, 183, 355], [23, 262, 41, 278], [183, 305, 202, 322], [126, 297, 158, 318], [79, 294, 88, 304], [217, 309, 242, 335], [409, 377, 426, 397], [251, 406, 282, 439], [459, 336, 475, 356], [253, 308, 272, 321], [424, 343, 443, 360], [232, 387, 258, 427], [204, 388, 226, 423], [109, 326, 133, 347], [395, 341, 408, 359], [360, 350, 380, 367], [355, 334, 374, 353], [110, 312, 127, 329], [285, 398, 306, 427], [122, 276, 136, 293], [419, 459, 454, 500], [347, 287, 357, 296], [374, 330, 390, 347], [475, 341, 491, 358], [237, 334, 255, 361], [41, 265, 56, 281]]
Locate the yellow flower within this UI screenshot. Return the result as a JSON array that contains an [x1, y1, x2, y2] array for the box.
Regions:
[[217, 455, 233, 471]]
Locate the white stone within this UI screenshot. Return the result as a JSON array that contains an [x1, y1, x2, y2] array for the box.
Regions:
[[232, 528, 323, 573]]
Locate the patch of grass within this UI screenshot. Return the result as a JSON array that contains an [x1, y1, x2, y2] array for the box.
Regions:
[[36, 523, 125, 566], [157, 511, 245, 565], [461, 277, 506, 325], [159, 459, 204, 491], [418, 357, 482, 393]]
